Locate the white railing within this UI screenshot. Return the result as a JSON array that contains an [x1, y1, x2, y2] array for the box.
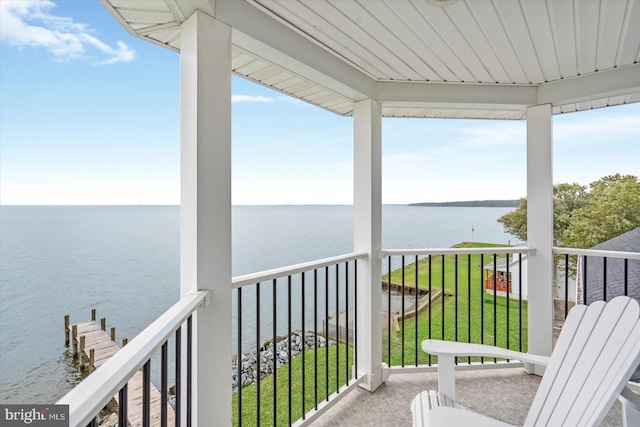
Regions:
[[232, 251, 368, 288], [380, 246, 535, 257], [379, 246, 534, 375], [231, 251, 368, 427], [553, 246, 640, 260], [57, 290, 210, 427]]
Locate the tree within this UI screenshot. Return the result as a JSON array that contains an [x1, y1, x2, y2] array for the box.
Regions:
[[497, 174, 640, 248]]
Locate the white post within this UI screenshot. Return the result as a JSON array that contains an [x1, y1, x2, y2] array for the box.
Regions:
[[180, 11, 232, 427], [526, 103, 554, 375], [354, 98, 384, 391]]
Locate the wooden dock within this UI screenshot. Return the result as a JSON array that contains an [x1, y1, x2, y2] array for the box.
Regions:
[[67, 314, 175, 427]]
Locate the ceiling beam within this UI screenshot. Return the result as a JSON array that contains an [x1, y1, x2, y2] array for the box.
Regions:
[[376, 81, 537, 110], [538, 64, 640, 107], [214, 0, 375, 101]]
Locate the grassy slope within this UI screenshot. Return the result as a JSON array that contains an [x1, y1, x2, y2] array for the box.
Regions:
[[383, 242, 528, 366], [232, 344, 353, 426]]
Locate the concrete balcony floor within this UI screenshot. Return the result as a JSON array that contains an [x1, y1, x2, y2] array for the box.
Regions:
[[314, 368, 622, 426]]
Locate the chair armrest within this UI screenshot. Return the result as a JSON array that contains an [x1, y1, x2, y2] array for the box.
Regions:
[[422, 340, 550, 367], [426, 407, 517, 427]]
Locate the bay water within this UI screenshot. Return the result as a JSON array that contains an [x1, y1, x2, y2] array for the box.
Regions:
[[0, 205, 515, 403]]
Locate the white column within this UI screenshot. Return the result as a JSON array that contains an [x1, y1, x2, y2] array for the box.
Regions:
[[353, 98, 384, 391], [180, 11, 232, 427], [526, 103, 554, 375]]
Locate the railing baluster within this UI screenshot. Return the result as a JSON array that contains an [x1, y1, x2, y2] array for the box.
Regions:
[[603, 257, 607, 301], [467, 254, 471, 364], [506, 253, 510, 355], [118, 384, 128, 427], [335, 264, 339, 394], [454, 254, 458, 365], [186, 315, 192, 427], [161, 342, 168, 427], [401, 255, 405, 367], [325, 266, 329, 402], [175, 327, 181, 427], [256, 282, 261, 427], [237, 288, 242, 426], [302, 272, 306, 420], [480, 254, 484, 364], [415, 255, 419, 367], [441, 255, 445, 342], [272, 279, 277, 427], [625, 258, 629, 296], [428, 255, 432, 366], [314, 269, 318, 409], [492, 254, 497, 363], [143, 360, 151, 427], [288, 275, 292, 426], [345, 262, 349, 383], [388, 256, 392, 366], [518, 253, 522, 353], [354, 259, 358, 378], [564, 254, 569, 320]]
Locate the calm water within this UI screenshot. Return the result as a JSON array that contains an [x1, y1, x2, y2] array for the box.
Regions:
[[0, 205, 515, 403]]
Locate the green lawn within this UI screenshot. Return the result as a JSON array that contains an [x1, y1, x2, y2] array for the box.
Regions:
[[232, 242, 528, 425], [383, 242, 528, 366], [232, 344, 353, 426]]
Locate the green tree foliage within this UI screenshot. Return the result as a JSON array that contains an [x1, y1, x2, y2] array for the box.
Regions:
[[497, 174, 640, 248]]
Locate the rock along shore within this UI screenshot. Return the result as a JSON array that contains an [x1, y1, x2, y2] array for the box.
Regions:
[[232, 330, 335, 392]]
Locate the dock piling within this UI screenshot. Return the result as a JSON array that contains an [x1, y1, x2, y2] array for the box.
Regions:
[[64, 315, 70, 347], [91, 309, 96, 321], [100, 318, 106, 331], [72, 324, 78, 359], [89, 349, 95, 373], [111, 327, 116, 342], [79, 336, 86, 372], [123, 338, 128, 347]]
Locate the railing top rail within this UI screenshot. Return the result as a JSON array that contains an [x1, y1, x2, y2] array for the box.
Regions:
[[232, 251, 369, 289], [553, 246, 640, 260], [57, 290, 209, 427], [380, 246, 534, 257]]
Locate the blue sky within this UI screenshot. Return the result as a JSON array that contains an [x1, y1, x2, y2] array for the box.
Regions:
[[1, 0, 638, 206]]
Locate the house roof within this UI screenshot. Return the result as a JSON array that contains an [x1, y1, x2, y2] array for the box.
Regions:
[[585, 227, 640, 303], [100, 0, 640, 120], [483, 254, 525, 273]]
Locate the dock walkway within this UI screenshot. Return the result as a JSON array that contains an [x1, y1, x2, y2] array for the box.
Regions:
[[69, 320, 175, 427]]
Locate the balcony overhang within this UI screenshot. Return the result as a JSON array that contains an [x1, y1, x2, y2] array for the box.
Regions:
[[101, 0, 640, 119]]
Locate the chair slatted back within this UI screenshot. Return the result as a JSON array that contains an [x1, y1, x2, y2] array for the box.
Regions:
[[524, 296, 640, 427]]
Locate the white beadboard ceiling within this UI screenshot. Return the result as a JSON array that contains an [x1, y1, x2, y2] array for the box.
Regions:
[[101, 0, 640, 119]]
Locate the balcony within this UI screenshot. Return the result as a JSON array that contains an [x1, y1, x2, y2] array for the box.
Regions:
[[58, 246, 639, 426], [54, 1, 640, 425]]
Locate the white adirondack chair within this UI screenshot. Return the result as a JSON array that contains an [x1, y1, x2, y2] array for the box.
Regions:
[[411, 296, 640, 427]]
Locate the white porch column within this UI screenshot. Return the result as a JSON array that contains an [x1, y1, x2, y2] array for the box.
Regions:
[[180, 11, 232, 427], [354, 98, 384, 391], [526, 103, 554, 375]]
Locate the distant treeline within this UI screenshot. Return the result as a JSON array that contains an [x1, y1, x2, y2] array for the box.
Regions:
[[409, 199, 521, 208]]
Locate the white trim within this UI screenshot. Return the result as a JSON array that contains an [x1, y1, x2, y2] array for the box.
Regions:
[[380, 247, 534, 257], [57, 291, 209, 427], [553, 247, 640, 260], [232, 252, 368, 288], [291, 377, 365, 427]]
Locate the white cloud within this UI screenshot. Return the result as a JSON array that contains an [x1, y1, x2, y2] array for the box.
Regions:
[[457, 121, 526, 147], [554, 114, 640, 142], [232, 95, 275, 103], [0, 0, 135, 65]]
